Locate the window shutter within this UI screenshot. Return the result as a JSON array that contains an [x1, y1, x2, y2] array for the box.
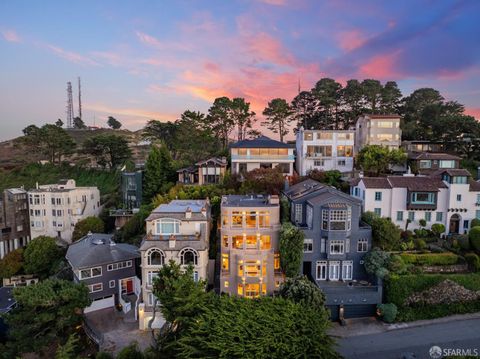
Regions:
[[321, 238, 326, 253]]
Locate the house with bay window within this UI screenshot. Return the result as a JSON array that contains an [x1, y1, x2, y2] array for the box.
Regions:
[[295, 127, 355, 175], [66, 233, 140, 314], [284, 179, 381, 321], [350, 169, 480, 233], [407, 152, 461, 175], [230, 136, 295, 176], [138, 200, 211, 330], [220, 194, 283, 298]]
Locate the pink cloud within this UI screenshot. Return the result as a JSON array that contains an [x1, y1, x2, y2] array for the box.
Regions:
[[85, 103, 177, 123], [337, 29, 366, 52], [1, 29, 21, 43], [46, 44, 99, 66], [465, 107, 480, 120], [256, 0, 287, 6], [243, 32, 296, 66], [359, 51, 401, 79]]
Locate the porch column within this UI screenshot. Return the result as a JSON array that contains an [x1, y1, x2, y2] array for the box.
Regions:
[[0, 241, 5, 259], [14, 238, 19, 250]]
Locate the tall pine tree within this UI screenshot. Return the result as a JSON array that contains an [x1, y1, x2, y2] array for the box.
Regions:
[[143, 144, 174, 202]]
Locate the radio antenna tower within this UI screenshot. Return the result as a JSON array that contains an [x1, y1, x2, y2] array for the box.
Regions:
[[66, 82, 74, 128], [77, 77, 82, 120]]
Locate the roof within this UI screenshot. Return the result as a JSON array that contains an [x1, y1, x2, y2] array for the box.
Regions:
[[430, 169, 472, 178], [230, 135, 293, 149], [6, 188, 26, 195], [285, 179, 361, 205], [66, 233, 140, 269], [362, 114, 401, 119], [356, 176, 448, 191], [284, 179, 326, 200], [195, 157, 227, 166], [176, 166, 197, 173], [0, 287, 15, 314], [408, 152, 461, 161], [146, 200, 210, 221], [221, 194, 278, 207], [470, 180, 480, 192]]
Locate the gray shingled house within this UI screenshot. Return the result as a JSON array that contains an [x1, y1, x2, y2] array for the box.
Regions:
[[66, 233, 141, 315], [283, 179, 382, 321]]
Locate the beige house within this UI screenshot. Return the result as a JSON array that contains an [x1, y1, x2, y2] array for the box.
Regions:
[[220, 195, 283, 298], [27, 179, 101, 243], [354, 114, 402, 152], [138, 199, 211, 330]]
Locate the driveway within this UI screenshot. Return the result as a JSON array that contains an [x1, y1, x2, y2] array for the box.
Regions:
[[336, 317, 480, 359], [85, 307, 154, 355]]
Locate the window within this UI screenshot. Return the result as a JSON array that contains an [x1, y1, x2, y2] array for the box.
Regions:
[[327, 208, 352, 231], [411, 192, 435, 204], [233, 235, 244, 249], [476, 210, 480, 219], [246, 211, 256, 228], [148, 293, 158, 306], [109, 280, 115, 288], [320, 238, 326, 253], [318, 132, 333, 140], [452, 176, 468, 184], [79, 266, 102, 280], [274, 254, 280, 270], [193, 271, 199, 282], [306, 145, 332, 157], [147, 248, 165, 266], [316, 261, 327, 280], [425, 212, 431, 222], [304, 133, 313, 140], [180, 248, 198, 266], [477, 194, 480, 204], [314, 160, 325, 166], [258, 211, 270, 228], [377, 134, 393, 141], [374, 208, 381, 216], [243, 260, 261, 277], [231, 211, 243, 227], [303, 239, 313, 253], [306, 206, 313, 228], [375, 192, 382, 201], [436, 212, 443, 222], [439, 160, 455, 168], [147, 271, 159, 286], [342, 261, 353, 280], [245, 283, 261, 298], [246, 235, 257, 249], [330, 240, 344, 254], [329, 261, 340, 281], [222, 235, 229, 248], [337, 133, 352, 140], [377, 121, 393, 128], [337, 145, 353, 157], [464, 220, 469, 230], [354, 188, 360, 197], [396, 211, 403, 221], [357, 239, 368, 252], [224, 281, 229, 288], [457, 194, 462, 201], [155, 219, 180, 235], [222, 254, 229, 271], [419, 160, 432, 169], [89, 283, 103, 293], [107, 260, 132, 271], [337, 160, 346, 166], [408, 211, 415, 221], [260, 235, 271, 250], [294, 204, 303, 223]]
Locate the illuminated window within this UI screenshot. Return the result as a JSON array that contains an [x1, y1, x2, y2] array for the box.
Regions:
[[377, 121, 393, 128], [250, 148, 260, 156], [222, 215, 228, 227], [238, 148, 247, 156], [262, 283, 267, 295], [237, 284, 243, 296], [260, 235, 271, 250], [377, 134, 393, 141], [260, 148, 269, 156], [304, 133, 313, 140], [318, 132, 333, 140], [274, 254, 280, 270], [337, 145, 353, 157], [244, 261, 261, 277], [222, 235, 229, 248], [278, 148, 288, 155], [246, 235, 257, 249], [221, 254, 229, 271], [245, 283, 260, 298], [246, 212, 257, 228], [258, 211, 270, 228], [224, 281, 229, 288], [262, 260, 267, 277], [233, 235, 244, 249], [275, 280, 281, 288], [231, 212, 243, 227], [269, 148, 279, 156]]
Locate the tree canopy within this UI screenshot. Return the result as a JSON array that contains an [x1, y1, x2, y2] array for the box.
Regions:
[[357, 145, 407, 176], [107, 116, 122, 129], [82, 134, 132, 169], [279, 222, 304, 277], [71, 216, 105, 242], [23, 236, 63, 278], [262, 98, 294, 142], [143, 144, 175, 202], [279, 275, 326, 309], [0, 248, 24, 279], [362, 211, 402, 250]]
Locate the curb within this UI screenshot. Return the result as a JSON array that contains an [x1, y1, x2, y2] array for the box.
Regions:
[[385, 312, 480, 332]]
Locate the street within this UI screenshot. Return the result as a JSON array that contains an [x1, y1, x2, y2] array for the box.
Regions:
[[337, 317, 480, 359]]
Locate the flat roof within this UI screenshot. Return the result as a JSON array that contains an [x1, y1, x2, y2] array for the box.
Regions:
[[153, 200, 208, 213], [221, 195, 277, 207]]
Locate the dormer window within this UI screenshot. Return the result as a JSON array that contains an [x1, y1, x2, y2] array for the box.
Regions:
[[410, 192, 435, 204], [452, 176, 467, 184], [155, 219, 180, 235]]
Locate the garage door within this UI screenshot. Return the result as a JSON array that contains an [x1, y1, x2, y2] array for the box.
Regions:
[[84, 296, 114, 313], [343, 304, 376, 319], [327, 306, 339, 321]]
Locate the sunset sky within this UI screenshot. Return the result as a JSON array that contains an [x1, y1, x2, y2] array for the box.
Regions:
[[1, 0, 480, 141]]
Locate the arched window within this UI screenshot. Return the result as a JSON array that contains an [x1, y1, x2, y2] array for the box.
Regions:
[[147, 248, 165, 266], [180, 248, 198, 266], [155, 218, 180, 235]]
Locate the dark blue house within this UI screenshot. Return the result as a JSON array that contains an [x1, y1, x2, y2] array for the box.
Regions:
[[283, 179, 382, 320]]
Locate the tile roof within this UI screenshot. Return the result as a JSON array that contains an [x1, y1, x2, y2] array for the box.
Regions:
[[230, 135, 293, 149], [430, 169, 472, 178], [357, 176, 447, 191], [66, 233, 140, 269], [357, 177, 392, 189], [469, 180, 480, 192]]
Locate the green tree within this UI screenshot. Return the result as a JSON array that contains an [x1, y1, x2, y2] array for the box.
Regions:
[[471, 218, 480, 228], [279, 222, 304, 277], [207, 97, 235, 149], [23, 236, 62, 278], [0, 248, 24, 279], [262, 98, 293, 142], [364, 248, 391, 279], [371, 216, 402, 250], [312, 78, 343, 129], [71, 216, 105, 242], [73, 117, 86, 129], [431, 223, 446, 237], [143, 144, 175, 202], [361, 79, 383, 112], [308, 169, 342, 188], [279, 275, 326, 308], [341, 79, 364, 129], [142, 120, 178, 153], [55, 334, 79, 359], [82, 134, 132, 169], [291, 90, 318, 130], [241, 167, 285, 195], [55, 119, 64, 127], [116, 342, 145, 359], [357, 145, 407, 176], [107, 116, 122, 129], [4, 279, 90, 356], [380, 81, 402, 113], [231, 97, 256, 141]]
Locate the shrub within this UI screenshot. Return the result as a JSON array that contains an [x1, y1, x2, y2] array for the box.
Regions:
[[377, 303, 398, 323], [117, 342, 144, 359], [96, 352, 114, 359], [431, 223, 446, 237], [388, 255, 408, 275], [279, 275, 326, 308], [72, 216, 105, 242], [456, 235, 471, 250], [399, 252, 459, 266], [469, 226, 480, 251], [471, 218, 480, 228], [414, 238, 427, 250], [418, 219, 427, 227], [279, 222, 304, 277], [465, 253, 480, 272], [363, 249, 391, 278]]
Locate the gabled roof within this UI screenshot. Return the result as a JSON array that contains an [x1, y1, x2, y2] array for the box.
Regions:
[[355, 177, 391, 189], [284, 179, 361, 205], [66, 233, 140, 269], [230, 135, 293, 149], [176, 166, 197, 173], [430, 169, 472, 178], [283, 179, 326, 200], [195, 157, 227, 166], [355, 176, 447, 191], [408, 152, 461, 161]]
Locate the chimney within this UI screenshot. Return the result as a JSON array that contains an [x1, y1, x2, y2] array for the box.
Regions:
[[36, 182, 39, 189], [269, 195, 280, 205], [185, 207, 192, 219], [201, 206, 207, 217]]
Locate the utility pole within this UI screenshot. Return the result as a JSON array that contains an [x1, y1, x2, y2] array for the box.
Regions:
[[66, 82, 74, 128], [78, 77, 82, 120]]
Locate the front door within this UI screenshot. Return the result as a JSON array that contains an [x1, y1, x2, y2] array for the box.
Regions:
[[121, 278, 134, 295], [449, 214, 460, 234]]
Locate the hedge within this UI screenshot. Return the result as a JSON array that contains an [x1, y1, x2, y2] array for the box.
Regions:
[[385, 273, 480, 321], [399, 252, 459, 266]]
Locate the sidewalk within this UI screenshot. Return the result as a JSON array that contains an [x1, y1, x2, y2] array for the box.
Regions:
[[328, 312, 480, 338]]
